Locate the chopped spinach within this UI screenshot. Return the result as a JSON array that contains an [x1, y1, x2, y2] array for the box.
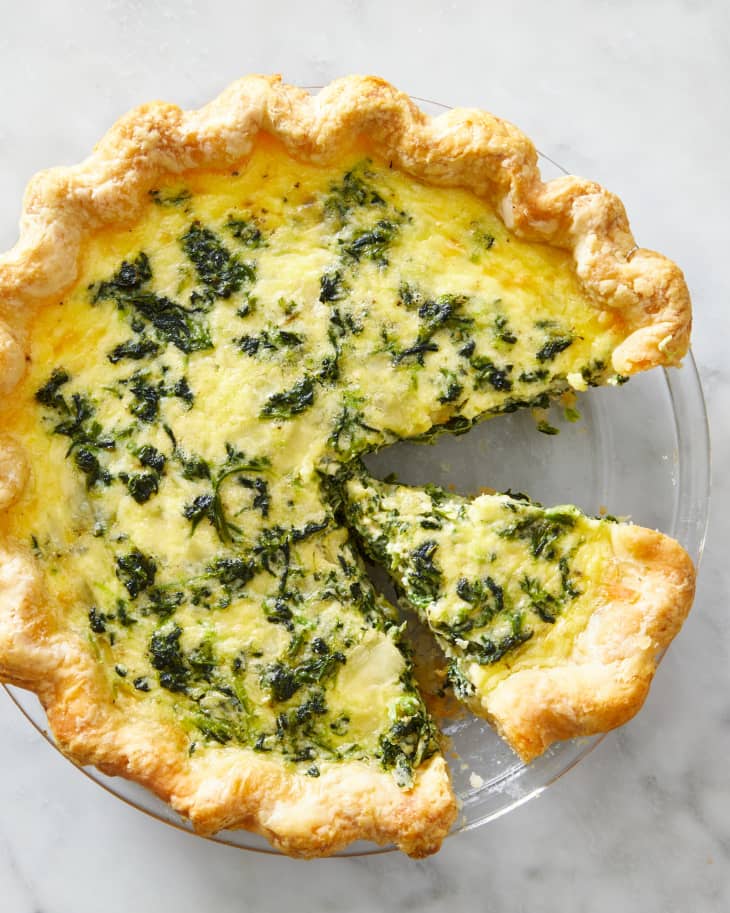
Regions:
[[390, 292, 473, 365], [378, 696, 439, 788], [319, 268, 347, 302], [226, 216, 265, 248], [499, 509, 576, 559], [124, 472, 159, 504], [115, 549, 157, 599], [260, 651, 346, 704], [462, 614, 534, 665], [323, 165, 386, 223], [182, 448, 271, 543], [494, 314, 517, 345], [408, 540, 442, 608], [521, 576, 561, 623], [260, 377, 315, 419], [135, 445, 166, 472], [438, 370, 464, 404], [536, 335, 574, 363], [93, 253, 212, 354], [34, 368, 70, 410], [74, 447, 111, 489], [236, 327, 304, 357], [470, 355, 513, 392], [93, 253, 152, 300], [180, 222, 256, 298], [108, 337, 160, 364], [125, 292, 213, 354], [340, 219, 400, 268]]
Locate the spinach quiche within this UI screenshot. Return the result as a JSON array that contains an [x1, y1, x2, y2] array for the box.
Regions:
[[0, 75, 694, 857], [341, 464, 695, 763]]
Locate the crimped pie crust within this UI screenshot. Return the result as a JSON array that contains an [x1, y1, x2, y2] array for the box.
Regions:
[[0, 74, 693, 856]]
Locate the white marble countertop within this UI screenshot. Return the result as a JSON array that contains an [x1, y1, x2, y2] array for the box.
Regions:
[[1, 1, 728, 910]]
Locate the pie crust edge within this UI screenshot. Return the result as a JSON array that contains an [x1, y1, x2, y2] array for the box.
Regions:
[[476, 524, 697, 762], [0, 74, 694, 855]]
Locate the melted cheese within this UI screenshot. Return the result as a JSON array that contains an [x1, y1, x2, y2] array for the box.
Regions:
[[0, 135, 628, 776]]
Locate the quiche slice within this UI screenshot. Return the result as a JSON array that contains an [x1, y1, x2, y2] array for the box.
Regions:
[[341, 466, 696, 762], [0, 75, 691, 856]]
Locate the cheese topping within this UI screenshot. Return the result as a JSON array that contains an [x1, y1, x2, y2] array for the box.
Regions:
[[0, 134, 628, 781]]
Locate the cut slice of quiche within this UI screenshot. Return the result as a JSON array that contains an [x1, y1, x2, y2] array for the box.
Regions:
[[0, 75, 692, 856], [341, 465, 696, 762]]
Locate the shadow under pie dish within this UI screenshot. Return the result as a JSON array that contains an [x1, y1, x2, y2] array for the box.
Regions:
[[0, 75, 696, 857]]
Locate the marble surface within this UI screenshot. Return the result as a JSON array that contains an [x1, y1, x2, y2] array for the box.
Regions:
[[1, 1, 729, 910]]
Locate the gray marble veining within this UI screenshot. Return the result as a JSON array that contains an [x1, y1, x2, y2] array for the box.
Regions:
[[1, 1, 729, 910]]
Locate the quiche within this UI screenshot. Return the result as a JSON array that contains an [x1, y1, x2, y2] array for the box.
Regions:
[[341, 465, 696, 762], [0, 75, 693, 857]]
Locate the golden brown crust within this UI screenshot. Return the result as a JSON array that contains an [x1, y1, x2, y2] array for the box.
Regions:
[[478, 525, 696, 762], [0, 74, 693, 853]]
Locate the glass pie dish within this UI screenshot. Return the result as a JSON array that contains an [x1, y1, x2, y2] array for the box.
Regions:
[[2, 95, 710, 856]]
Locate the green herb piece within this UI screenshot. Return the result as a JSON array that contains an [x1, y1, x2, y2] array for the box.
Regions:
[[115, 549, 157, 599], [390, 293, 473, 365], [182, 448, 271, 543], [126, 374, 161, 423], [125, 472, 159, 504], [236, 327, 304, 357], [324, 166, 385, 223], [470, 355, 513, 392], [462, 613, 534, 665], [447, 660, 475, 699], [438, 370, 464, 404], [499, 510, 576, 559], [93, 253, 213, 353], [149, 622, 189, 692], [34, 368, 70, 410], [260, 377, 315, 419], [328, 402, 379, 455], [125, 292, 213, 354], [319, 268, 347, 302], [94, 253, 152, 300], [182, 493, 216, 533], [536, 335, 574, 362], [108, 337, 160, 364], [519, 368, 549, 383], [181, 222, 255, 298], [74, 447, 111, 488], [408, 540, 442, 608], [35, 377, 117, 487], [341, 219, 399, 268], [494, 314, 517, 345], [88, 607, 108, 634], [226, 217, 265, 248], [378, 696, 439, 788], [135, 445, 166, 472], [260, 651, 346, 704], [418, 294, 472, 336], [472, 225, 496, 250], [236, 476, 270, 518], [520, 576, 561, 623]]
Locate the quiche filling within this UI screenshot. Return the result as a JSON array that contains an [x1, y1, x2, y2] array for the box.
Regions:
[[3, 134, 635, 782], [342, 466, 631, 702]]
